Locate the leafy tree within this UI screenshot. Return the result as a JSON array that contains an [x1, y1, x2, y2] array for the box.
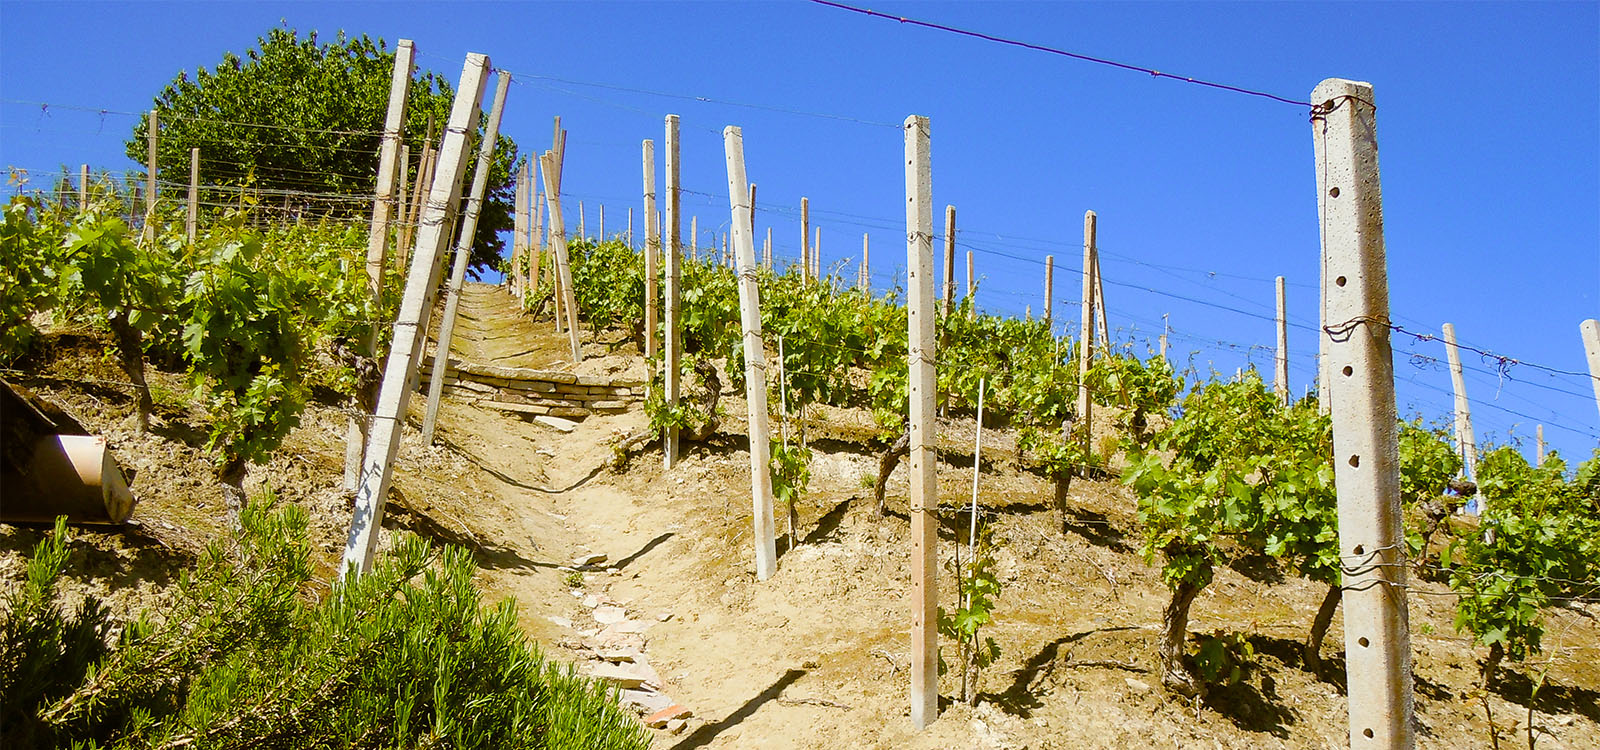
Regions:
[[126, 27, 518, 275]]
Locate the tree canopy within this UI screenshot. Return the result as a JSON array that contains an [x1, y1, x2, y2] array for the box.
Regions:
[[125, 27, 517, 275]]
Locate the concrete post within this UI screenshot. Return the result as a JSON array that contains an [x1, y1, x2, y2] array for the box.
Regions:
[[78, 164, 88, 209], [722, 126, 777, 582], [343, 53, 489, 577], [542, 140, 581, 361], [1044, 255, 1054, 327], [1312, 77, 1413, 750], [422, 70, 510, 446], [1093, 251, 1109, 350], [691, 215, 698, 263], [1441, 323, 1477, 479], [664, 115, 682, 468], [1582, 319, 1600, 423], [1160, 313, 1169, 359], [965, 250, 975, 317], [1275, 275, 1289, 405], [861, 232, 870, 292], [813, 226, 822, 279], [764, 227, 773, 269], [643, 139, 659, 359], [579, 200, 586, 239], [1535, 424, 1545, 466], [904, 114, 938, 731]]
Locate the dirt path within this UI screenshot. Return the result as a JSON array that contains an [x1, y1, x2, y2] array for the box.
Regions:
[[412, 284, 1600, 750]]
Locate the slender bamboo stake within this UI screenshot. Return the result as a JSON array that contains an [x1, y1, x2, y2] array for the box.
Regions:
[[722, 125, 777, 582]]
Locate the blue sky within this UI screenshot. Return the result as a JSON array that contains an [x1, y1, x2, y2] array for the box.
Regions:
[[3, 1, 1597, 463]]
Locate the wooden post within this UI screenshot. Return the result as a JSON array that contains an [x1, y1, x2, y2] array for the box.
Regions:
[[1535, 424, 1545, 466], [1441, 323, 1477, 479], [185, 147, 199, 242], [78, 164, 88, 208], [342, 53, 489, 577], [599, 204, 605, 241], [1312, 77, 1413, 750], [1093, 251, 1109, 350], [627, 206, 633, 247], [1160, 313, 1169, 359], [1582, 319, 1600, 423], [1043, 255, 1054, 327], [396, 143, 410, 241], [542, 142, 581, 361], [531, 177, 544, 300], [943, 205, 956, 315], [422, 71, 510, 446], [663, 114, 682, 468], [721, 125, 777, 582], [1275, 275, 1289, 404], [1077, 211, 1097, 436], [643, 139, 659, 359], [343, 41, 414, 492], [691, 216, 698, 263], [515, 161, 530, 296], [903, 114, 938, 731], [399, 146, 434, 265], [143, 109, 158, 242], [860, 233, 870, 292], [801, 196, 810, 281]]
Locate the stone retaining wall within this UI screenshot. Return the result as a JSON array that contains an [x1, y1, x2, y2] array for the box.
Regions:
[[418, 356, 644, 420]]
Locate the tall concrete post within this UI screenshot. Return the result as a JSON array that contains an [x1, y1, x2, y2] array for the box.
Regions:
[[1441, 323, 1477, 479], [1077, 211, 1098, 443], [663, 115, 682, 468], [1312, 77, 1413, 750], [644, 139, 659, 359], [903, 114, 938, 731], [1582, 319, 1600, 424], [1275, 275, 1289, 404]]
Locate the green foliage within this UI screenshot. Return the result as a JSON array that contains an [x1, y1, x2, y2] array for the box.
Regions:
[[1443, 449, 1600, 663], [1088, 351, 1183, 435], [770, 439, 813, 513], [10, 504, 648, 749], [1398, 419, 1462, 505], [569, 238, 646, 343], [127, 27, 519, 273], [1193, 630, 1255, 687], [0, 518, 113, 747], [0, 191, 65, 361], [937, 523, 1003, 702]]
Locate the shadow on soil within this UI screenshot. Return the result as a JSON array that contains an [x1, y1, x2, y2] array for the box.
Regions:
[[613, 532, 674, 572], [669, 668, 806, 749], [383, 487, 557, 571], [990, 625, 1145, 717], [1060, 508, 1133, 553]]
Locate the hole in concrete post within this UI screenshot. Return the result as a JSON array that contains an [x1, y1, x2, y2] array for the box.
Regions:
[[1343, 365, 1354, 376], [1349, 455, 1360, 468], [1364, 728, 1375, 739], [1329, 187, 1341, 198], [1359, 637, 1370, 648], [1354, 544, 1365, 555], [1335, 276, 1347, 287]]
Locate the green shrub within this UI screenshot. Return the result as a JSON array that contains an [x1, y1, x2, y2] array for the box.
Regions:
[[3, 506, 649, 749]]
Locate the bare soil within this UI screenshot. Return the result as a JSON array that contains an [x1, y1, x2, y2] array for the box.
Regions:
[[4, 283, 1597, 749]]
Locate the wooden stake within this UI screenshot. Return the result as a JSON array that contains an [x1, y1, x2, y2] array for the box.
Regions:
[[531, 176, 544, 301], [1160, 313, 1169, 359], [644, 139, 659, 359], [1275, 275, 1289, 404], [143, 109, 157, 242], [343, 52, 489, 577], [1441, 323, 1477, 479], [599, 204, 605, 241], [904, 114, 938, 731], [184, 148, 199, 242], [721, 125, 777, 582], [343, 42, 415, 493], [943, 205, 957, 315], [422, 70, 510, 446], [542, 145, 581, 361], [1582, 319, 1600, 423], [1535, 424, 1545, 466], [691, 215, 698, 263], [664, 115, 682, 468], [1077, 211, 1097, 438], [813, 226, 822, 279], [965, 250, 975, 318], [627, 206, 633, 247], [78, 164, 88, 208], [1312, 77, 1413, 750], [801, 196, 810, 281]]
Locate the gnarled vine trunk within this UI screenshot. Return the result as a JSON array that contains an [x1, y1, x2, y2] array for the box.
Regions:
[[218, 455, 247, 529], [1052, 471, 1072, 535], [107, 314, 152, 432], [872, 430, 910, 516], [1160, 579, 1204, 697], [1305, 583, 1341, 672]]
